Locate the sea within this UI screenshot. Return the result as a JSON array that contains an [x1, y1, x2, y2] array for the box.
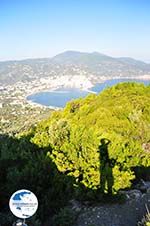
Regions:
[[27, 79, 150, 108]]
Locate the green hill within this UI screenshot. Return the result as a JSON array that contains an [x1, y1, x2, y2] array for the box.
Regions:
[[31, 82, 150, 193], [1, 51, 150, 85], [0, 82, 150, 225]]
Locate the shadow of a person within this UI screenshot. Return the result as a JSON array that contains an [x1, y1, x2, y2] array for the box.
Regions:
[[99, 138, 114, 195]]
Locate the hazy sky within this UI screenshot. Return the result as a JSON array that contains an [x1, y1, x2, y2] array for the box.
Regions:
[[0, 0, 150, 61]]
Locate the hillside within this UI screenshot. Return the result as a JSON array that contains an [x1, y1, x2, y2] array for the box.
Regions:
[[31, 82, 150, 192], [0, 51, 150, 85], [51, 51, 115, 65], [52, 50, 150, 70], [0, 82, 150, 226]]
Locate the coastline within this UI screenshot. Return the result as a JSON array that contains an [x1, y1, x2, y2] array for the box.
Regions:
[[25, 76, 150, 109], [26, 99, 62, 110]]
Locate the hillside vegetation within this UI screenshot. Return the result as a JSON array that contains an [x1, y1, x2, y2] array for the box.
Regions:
[[0, 82, 150, 225], [31, 82, 150, 194]]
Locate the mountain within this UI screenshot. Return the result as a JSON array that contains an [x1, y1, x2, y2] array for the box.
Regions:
[[52, 51, 150, 71], [0, 51, 150, 85], [51, 50, 115, 65], [117, 57, 149, 68]]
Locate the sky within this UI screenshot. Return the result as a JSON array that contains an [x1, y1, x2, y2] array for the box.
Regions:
[[0, 0, 150, 62]]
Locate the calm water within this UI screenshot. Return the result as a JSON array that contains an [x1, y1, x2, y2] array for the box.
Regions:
[[27, 79, 149, 108], [27, 88, 89, 108], [90, 78, 149, 93]]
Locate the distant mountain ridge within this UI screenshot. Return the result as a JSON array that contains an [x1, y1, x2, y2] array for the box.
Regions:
[[52, 51, 149, 68], [0, 50, 150, 85]]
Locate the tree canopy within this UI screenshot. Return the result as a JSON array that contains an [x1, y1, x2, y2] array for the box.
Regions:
[[31, 82, 150, 193]]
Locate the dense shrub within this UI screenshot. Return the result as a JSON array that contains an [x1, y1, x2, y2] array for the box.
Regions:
[[31, 82, 150, 194], [0, 82, 150, 225], [0, 134, 74, 225]]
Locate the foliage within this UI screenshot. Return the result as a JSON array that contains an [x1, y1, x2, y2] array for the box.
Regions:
[[31, 82, 150, 194], [0, 134, 74, 225], [0, 82, 150, 225]]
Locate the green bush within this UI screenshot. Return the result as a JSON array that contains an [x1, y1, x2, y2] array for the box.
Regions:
[[31, 82, 150, 194], [1, 82, 150, 224]]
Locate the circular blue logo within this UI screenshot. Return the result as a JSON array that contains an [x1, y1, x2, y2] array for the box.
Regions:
[[9, 189, 38, 219]]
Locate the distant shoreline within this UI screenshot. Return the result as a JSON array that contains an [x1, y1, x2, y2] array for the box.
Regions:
[[26, 77, 150, 109], [26, 75, 150, 99], [26, 99, 62, 110]]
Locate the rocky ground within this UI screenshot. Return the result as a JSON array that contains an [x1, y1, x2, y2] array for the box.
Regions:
[[70, 181, 150, 226]]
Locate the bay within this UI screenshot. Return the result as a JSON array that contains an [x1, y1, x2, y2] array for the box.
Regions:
[[27, 88, 89, 108], [27, 79, 150, 108]]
